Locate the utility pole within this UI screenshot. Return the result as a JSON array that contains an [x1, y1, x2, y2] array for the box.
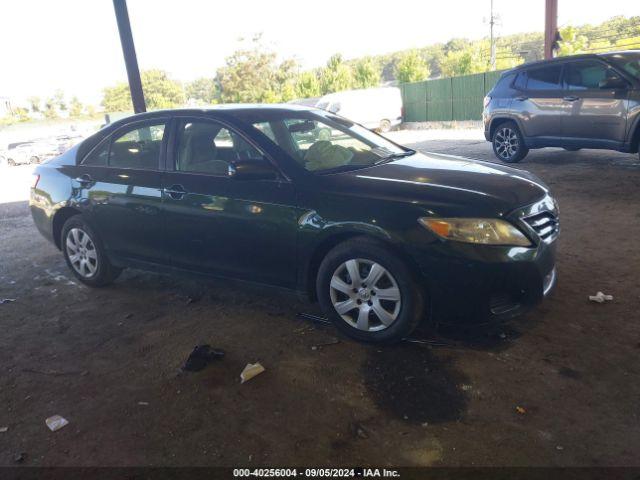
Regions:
[[544, 0, 559, 60], [489, 0, 496, 70], [112, 0, 146, 113]]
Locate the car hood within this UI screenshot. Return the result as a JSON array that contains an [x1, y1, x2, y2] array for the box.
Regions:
[[322, 151, 549, 216]]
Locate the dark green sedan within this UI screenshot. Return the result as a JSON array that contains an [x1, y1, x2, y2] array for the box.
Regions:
[[30, 105, 558, 343]]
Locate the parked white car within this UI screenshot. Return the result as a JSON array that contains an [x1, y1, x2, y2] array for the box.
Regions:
[[1, 142, 41, 166], [316, 87, 403, 132]]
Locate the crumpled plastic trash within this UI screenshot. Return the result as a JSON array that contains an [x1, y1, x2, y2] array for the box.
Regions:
[[588, 291, 613, 303], [182, 345, 225, 372], [240, 363, 265, 384], [45, 415, 69, 432], [0, 298, 16, 305]]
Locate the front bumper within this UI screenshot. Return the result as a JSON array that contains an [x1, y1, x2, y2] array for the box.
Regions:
[[409, 238, 557, 326]]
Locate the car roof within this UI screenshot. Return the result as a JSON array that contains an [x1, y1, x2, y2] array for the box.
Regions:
[[103, 103, 320, 129], [507, 50, 640, 73]]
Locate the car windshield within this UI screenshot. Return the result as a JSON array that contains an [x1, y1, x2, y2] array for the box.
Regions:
[[249, 112, 411, 174], [607, 52, 640, 79]]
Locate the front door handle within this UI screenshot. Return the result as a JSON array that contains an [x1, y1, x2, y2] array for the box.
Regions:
[[162, 184, 188, 199], [563, 96, 580, 102], [74, 174, 93, 187]]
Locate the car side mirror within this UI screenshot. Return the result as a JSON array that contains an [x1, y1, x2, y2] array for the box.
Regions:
[[599, 76, 627, 89], [228, 158, 279, 181]]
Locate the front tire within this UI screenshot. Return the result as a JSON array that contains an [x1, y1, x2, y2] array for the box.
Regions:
[[492, 121, 528, 163], [316, 237, 425, 344], [61, 216, 121, 287]]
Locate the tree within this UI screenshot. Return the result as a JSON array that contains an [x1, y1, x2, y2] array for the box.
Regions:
[[186, 77, 219, 105], [395, 50, 430, 84], [439, 45, 486, 77], [294, 71, 322, 99], [69, 96, 83, 118], [102, 69, 185, 112], [215, 35, 299, 103], [353, 57, 381, 89], [43, 97, 59, 119], [320, 54, 354, 94], [27, 96, 41, 113], [53, 90, 66, 111]]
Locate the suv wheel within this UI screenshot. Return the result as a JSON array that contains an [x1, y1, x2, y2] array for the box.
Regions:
[[7, 158, 15, 166], [492, 121, 528, 163], [316, 237, 425, 344], [61, 216, 122, 287]]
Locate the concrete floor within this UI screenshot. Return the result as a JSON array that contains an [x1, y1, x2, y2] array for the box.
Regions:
[[1, 132, 639, 467]]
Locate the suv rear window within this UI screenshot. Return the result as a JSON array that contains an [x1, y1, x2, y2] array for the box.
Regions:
[[521, 65, 563, 90]]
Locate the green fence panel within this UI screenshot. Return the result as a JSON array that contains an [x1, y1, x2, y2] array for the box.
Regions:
[[400, 70, 506, 122], [426, 78, 452, 121], [452, 73, 485, 121], [484, 70, 504, 94], [400, 81, 428, 122]]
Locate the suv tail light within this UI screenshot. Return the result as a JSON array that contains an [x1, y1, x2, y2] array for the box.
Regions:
[[32, 174, 40, 189], [483, 95, 492, 108]]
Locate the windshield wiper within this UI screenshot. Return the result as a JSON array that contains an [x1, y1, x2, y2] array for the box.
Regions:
[[374, 149, 416, 165]]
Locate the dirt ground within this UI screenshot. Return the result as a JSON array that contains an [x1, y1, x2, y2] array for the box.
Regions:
[[1, 133, 639, 467]]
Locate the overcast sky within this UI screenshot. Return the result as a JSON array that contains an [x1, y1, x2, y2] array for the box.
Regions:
[[0, 0, 637, 104]]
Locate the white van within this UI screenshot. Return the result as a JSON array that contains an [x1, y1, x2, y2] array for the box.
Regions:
[[315, 87, 403, 132]]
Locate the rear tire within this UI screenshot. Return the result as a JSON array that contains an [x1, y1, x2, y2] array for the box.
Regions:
[[316, 237, 425, 344], [61, 216, 121, 287], [492, 121, 528, 163]]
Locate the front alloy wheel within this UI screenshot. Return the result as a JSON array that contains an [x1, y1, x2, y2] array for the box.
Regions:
[[65, 227, 99, 278], [330, 259, 401, 332], [317, 237, 425, 343]]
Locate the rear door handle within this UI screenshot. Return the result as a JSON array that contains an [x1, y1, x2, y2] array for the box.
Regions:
[[74, 174, 93, 187], [514, 96, 528, 101], [563, 96, 580, 102], [162, 184, 188, 199]]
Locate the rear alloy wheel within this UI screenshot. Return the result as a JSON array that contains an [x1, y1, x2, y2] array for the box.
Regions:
[[492, 121, 528, 163], [317, 237, 425, 344], [61, 216, 121, 287]]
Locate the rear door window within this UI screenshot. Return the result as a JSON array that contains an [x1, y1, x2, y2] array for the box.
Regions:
[[525, 65, 563, 90], [565, 61, 614, 90], [110, 123, 165, 170], [175, 119, 264, 176]]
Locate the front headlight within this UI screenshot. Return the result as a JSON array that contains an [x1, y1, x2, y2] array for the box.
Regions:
[[418, 217, 532, 247]]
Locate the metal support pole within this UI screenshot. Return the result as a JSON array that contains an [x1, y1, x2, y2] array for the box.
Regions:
[[489, 0, 496, 70], [112, 0, 146, 113], [544, 0, 559, 60]]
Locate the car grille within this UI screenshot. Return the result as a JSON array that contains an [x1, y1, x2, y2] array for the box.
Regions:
[[523, 210, 559, 241]]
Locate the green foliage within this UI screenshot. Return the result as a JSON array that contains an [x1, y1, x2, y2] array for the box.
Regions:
[[216, 35, 299, 103], [43, 98, 59, 119], [294, 71, 322, 99], [186, 77, 219, 105], [320, 54, 354, 94], [395, 50, 430, 83], [27, 96, 41, 113], [102, 70, 185, 112], [69, 96, 83, 118], [353, 57, 381, 89]]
